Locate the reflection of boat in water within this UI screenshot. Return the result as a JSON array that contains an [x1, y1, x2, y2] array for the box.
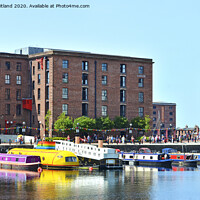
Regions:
[[0, 153, 41, 172], [0, 169, 40, 182], [162, 148, 198, 167], [124, 165, 171, 172], [172, 166, 198, 171], [8, 149, 79, 169]]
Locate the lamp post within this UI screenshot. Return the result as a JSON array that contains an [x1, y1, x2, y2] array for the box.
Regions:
[[75, 123, 80, 144], [129, 123, 132, 134], [5, 120, 14, 134], [22, 121, 26, 135]]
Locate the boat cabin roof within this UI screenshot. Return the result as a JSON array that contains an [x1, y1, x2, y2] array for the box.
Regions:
[[139, 148, 152, 153], [162, 148, 177, 154], [0, 153, 39, 159]]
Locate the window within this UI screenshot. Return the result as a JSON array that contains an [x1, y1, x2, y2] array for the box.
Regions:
[[102, 90, 107, 101], [16, 89, 21, 100], [120, 105, 126, 117], [62, 104, 68, 115], [169, 106, 173, 109], [139, 107, 144, 117], [46, 86, 49, 100], [5, 75, 10, 84], [46, 60, 49, 70], [153, 105, 156, 109], [38, 104, 40, 115], [153, 124, 156, 128], [138, 66, 144, 74], [16, 76, 21, 85], [102, 75, 107, 85], [32, 81, 35, 90], [82, 61, 88, 71], [120, 64, 126, 73], [153, 117, 156, 121], [38, 74, 41, 84], [169, 112, 173, 115], [102, 63, 107, 71], [46, 71, 49, 84], [82, 103, 88, 116], [62, 60, 68, 69], [153, 111, 156, 115], [62, 88, 68, 99], [138, 78, 144, 87], [38, 62, 41, 70], [6, 104, 10, 115], [169, 118, 173, 121], [33, 66, 35, 75], [16, 63, 22, 71], [16, 104, 21, 116], [82, 73, 88, 85], [120, 90, 126, 102], [63, 73, 68, 83], [6, 61, 10, 70], [139, 92, 144, 102], [38, 88, 41, 100], [120, 76, 126, 87], [82, 88, 88, 101], [102, 106, 107, 116], [65, 157, 77, 162], [5, 89, 10, 100]]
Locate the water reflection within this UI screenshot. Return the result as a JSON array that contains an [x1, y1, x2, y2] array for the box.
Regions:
[[0, 166, 199, 200]]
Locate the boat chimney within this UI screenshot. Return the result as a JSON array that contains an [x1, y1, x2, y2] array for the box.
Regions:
[[98, 137, 103, 148], [75, 134, 80, 144]]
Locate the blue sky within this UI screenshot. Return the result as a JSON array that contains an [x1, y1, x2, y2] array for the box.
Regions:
[[0, 0, 199, 128]]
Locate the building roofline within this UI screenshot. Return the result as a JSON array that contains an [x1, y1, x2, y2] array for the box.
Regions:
[[28, 50, 153, 63], [153, 102, 176, 106], [0, 52, 28, 59]]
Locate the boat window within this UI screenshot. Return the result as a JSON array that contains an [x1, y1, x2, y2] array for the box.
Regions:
[[56, 142, 61, 144], [65, 157, 77, 162], [150, 156, 153, 159], [177, 156, 180, 159], [143, 156, 145, 159], [16, 158, 19, 162], [130, 156, 133, 159], [1, 158, 3, 160]]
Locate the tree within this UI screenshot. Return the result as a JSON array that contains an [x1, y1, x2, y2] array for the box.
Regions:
[[95, 117, 114, 130], [131, 115, 151, 130], [113, 116, 129, 129], [73, 116, 96, 129], [54, 113, 73, 131], [45, 110, 51, 128]]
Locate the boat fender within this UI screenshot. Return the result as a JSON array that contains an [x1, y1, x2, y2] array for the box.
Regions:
[[89, 167, 93, 172], [37, 167, 43, 173]]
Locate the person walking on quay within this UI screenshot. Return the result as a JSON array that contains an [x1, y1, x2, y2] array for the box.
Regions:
[[131, 136, 134, 144], [122, 135, 125, 144]]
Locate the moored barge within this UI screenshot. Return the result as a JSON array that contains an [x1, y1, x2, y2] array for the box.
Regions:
[[0, 153, 41, 171]]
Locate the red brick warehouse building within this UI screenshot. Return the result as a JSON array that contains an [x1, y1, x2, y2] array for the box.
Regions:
[[0, 47, 153, 138]]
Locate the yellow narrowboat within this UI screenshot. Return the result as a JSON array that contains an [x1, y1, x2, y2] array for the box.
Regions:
[[8, 148, 79, 169]]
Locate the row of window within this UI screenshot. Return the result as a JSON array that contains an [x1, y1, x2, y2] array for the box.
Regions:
[[5, 89, 21, 100], [3, 62, 22, 71], [153, 117, 174, 122], [60, 103, 144, 118], [153, 111, 174, 115], [33, 59, 144, 74], [153, 106, 174, 110], [5, 104, 21, 115], [5, 75, 22, 85]]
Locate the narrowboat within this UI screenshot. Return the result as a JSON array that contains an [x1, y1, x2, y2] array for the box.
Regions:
[[134, 152, 172, 167], [0, 153, 41, 171], [119, 152, 136, 165], [8, 148, 79, 169], [162, 148, 198, 167]]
